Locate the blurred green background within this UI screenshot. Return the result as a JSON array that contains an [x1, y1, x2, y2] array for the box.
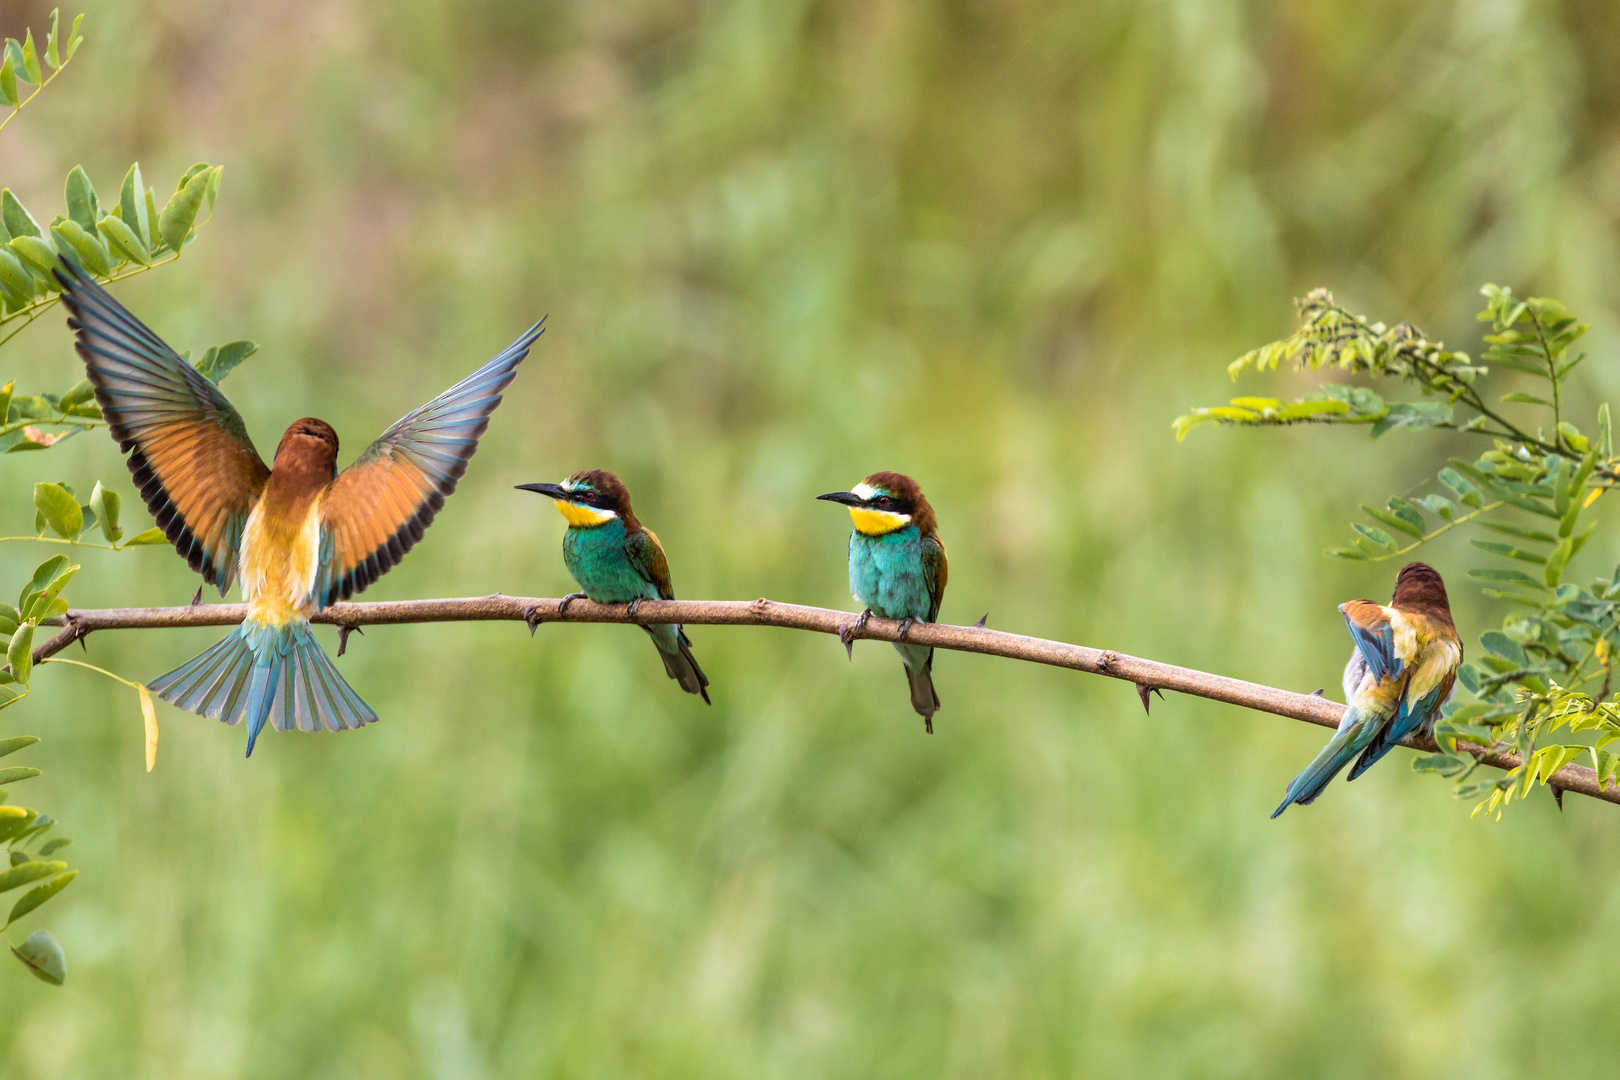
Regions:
[[4, 0, 1620, 1075]]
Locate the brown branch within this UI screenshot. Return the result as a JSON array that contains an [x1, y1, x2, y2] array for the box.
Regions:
[[28, 593, 1618, 806]]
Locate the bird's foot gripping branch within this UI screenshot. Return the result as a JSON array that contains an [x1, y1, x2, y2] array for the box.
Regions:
[[1180, 285, 1620, 818]]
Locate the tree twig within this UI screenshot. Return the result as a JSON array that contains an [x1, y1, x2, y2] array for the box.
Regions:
[[26, 594, 1618, 806]]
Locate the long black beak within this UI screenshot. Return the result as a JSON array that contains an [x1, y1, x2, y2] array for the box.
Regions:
[[516, 482, 570, 500], [816, 491, 864, 507]]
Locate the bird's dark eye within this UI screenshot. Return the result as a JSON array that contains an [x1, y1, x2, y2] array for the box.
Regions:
[[876, 496, 891, 507]]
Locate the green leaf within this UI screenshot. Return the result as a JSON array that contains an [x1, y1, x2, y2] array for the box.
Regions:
[[56, 380, 93, 411], [2, 190, 43, 240], [0, 767, 41, 787], [0, 53, 16, 108], [1362, 501, 1423, 539], [64, 14, 82, 62], [97, 214, 149, 266], [37, 838, 69, 857], [121, 527, 167, 546], [51, 220, 112, 276], [0, 737, 39, 759], [6, 624, 32, 687], [1500, 392, 1552, 406], [45, 11, 60, 69], [89, 482, 121, 543], [1545, 537, 1574, 587], [1600, 404, 1612, 460], [1558, 422, 1589, 452], [158, 167, 212, 254], [9, 235, 59, 277], [20, 29, 42, 85], [0, 246, 35, 303], [193, 340, 257, 384], [1326, 547, 1370, 560], [63, 166, 100, 233], [1438, 467, 1482, 507], [1476, 520, 1557, 544], [0, 860, 66, 895], [1470, 539, 1545, 564], [6, 870, 76, 928], [11, 929, 65, 985], [32, 483, 81, 539], [1467, 568, 1546, 589], [1480, 631, 1528, 666], [3, 42, 27, 85], [1351, 523, 1396, 552], [119, 163, 147, 245]]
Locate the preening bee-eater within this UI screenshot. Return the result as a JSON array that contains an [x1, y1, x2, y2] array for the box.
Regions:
[[1272, 561, 1460, 817], [516, 470, 710, 702], [59, 260, 544, 756], [817, 472, 947, 733]]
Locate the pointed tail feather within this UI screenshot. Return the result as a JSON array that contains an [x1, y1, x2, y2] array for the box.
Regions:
[[1271, 708, 1380, 818], [897, 643, 940, 734], [645, 624, 710, 703], [147, 620, 379, 756]]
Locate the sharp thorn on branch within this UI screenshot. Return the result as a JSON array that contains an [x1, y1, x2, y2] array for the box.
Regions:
[[1310, 688, 1325, 697], [1136, 683, 1165, 715], [337, 624, 363, 657], [191, 586, 203, 607], [1554, 786, 1565, 811], [523, 605, 541, 636], [973, 613, 989, 628]]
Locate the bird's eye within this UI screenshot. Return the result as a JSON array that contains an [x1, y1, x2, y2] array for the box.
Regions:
[[876, 496, 890, 507]]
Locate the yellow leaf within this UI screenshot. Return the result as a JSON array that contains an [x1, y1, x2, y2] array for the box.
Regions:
[[137, 685, 157, 772], [1584, 486, 1605, 509]]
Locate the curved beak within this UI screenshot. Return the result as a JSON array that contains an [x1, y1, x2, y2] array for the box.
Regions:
[[516, 482, 570, 500], [816, 491, 864, 507]]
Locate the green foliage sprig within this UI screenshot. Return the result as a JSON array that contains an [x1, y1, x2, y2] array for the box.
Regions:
[[0, 10, 245, 982], [0, 10, 83, 138], [1186, 286, 1620, 817]]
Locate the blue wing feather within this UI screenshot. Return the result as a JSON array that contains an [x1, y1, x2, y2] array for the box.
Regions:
[[1340, 602, 1403, 684]]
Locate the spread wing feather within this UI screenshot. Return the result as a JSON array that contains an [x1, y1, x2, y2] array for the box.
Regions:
[[58, 260, 269, 593], [313, 320, 544, 607]]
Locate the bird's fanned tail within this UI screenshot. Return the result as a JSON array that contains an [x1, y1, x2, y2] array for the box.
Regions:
[[1271, 707, 1379, 818], [646, 624, 710, 703], [146, 621, 378, 756]]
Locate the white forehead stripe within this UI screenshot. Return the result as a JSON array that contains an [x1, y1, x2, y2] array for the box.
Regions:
[[851, 482, 879, 499]]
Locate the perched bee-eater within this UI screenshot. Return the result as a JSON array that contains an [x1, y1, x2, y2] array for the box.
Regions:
[[817, 472, 947, 733], [516, 470, 710, 702], [1272, 561, 1461, 817], [59, 260, 543, 756]]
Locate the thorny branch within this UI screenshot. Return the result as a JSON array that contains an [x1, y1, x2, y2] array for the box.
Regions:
[[20, 593, 1618, 807]]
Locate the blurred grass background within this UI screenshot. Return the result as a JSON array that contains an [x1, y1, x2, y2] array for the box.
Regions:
[[4, 0, 1620, 1075]]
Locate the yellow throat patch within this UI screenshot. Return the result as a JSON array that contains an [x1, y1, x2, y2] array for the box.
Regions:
[[555, 499, 617, 527], [848, 506, 911, 535]]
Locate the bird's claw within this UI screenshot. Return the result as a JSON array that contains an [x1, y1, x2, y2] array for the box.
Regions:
[[557, 592, 588, 616], [627, 598, 642, 620], [896, 616, 915, 640], [523, 605, 541, 636]]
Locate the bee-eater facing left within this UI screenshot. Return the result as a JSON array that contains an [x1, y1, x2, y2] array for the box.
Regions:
[[59, 260, 544, 756], [516, 470, 710, 702], [1272, 561, 1461, 817], [817, 472, 947, 733]]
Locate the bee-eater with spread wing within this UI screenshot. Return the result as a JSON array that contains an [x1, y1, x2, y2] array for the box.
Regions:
[[817, 472, 947, 733], [58, 260, 543, 756], [516, 470, 710, 702], [1272, 561, 1461, 817]]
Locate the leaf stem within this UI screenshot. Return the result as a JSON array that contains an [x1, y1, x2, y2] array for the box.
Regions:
[[0, 51, 75, 139], [1366, 500, 1505, 562]]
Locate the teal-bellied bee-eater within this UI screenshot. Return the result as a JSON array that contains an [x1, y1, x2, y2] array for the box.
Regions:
[[58, 260, 544, 756], [817, 472, 948, 733], [1272, 561, 1461, 817], [516, 470, 710, 702]]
